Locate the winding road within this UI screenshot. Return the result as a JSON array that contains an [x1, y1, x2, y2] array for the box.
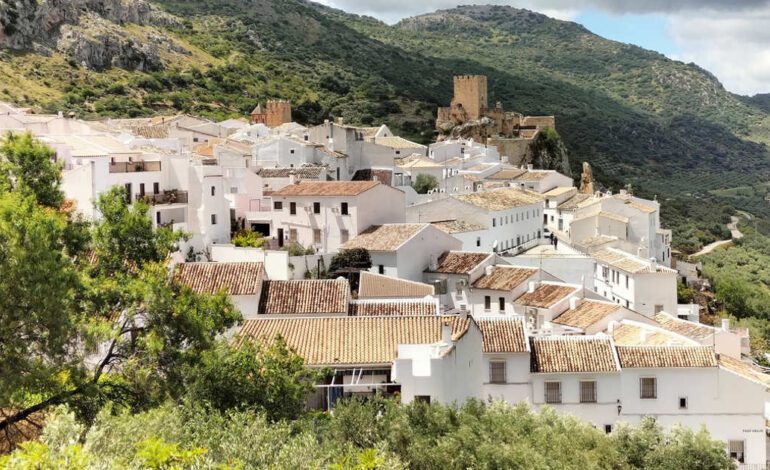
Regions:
[[691, 216, 743, 258]]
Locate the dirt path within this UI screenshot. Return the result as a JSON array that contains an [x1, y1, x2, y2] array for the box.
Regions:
[[691, 216, 742, 257]]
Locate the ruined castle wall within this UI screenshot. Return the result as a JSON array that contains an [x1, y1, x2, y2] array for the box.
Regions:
[[266, 100, 292, 128], [452, 75, 487, 121], [522, 116, 555, 129], [488, 137, 534, 166]]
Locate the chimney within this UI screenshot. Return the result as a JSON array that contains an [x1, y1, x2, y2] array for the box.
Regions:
[[569, 296, 581, 310], [442, 321, 453, 345], [619, 189, 628, 196], [429, 253, 439, 272], [337, 117, 344, 125], [288, 170, 298, 185], [649, 258, 657, 271], [485, 265, 494, 277], [57, 111, 63, 118], [528, 281, 537, 294], [721, 318, 730, 332], [607, 321, 617, 334], [527, 163, 533, 171]]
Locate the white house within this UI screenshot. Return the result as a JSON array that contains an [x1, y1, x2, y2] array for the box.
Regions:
[[423, 251, 497, 311], [174, 262, 266, 319]]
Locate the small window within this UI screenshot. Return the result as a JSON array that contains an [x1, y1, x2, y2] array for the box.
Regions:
[[679, 397, 688, 409], [640, 377, 657, 399], [626, 276, 629, 289], [341, 202, 349, 215], [155, 211, 161, 224], [580, 381, 597, 403], [193, 137, 199, 143], [274, 201, 283, 210], [498, 297, 505, 312], [290, 202, 296, 215], [476, 237, 481, 247], [290, 149, 295, 154], [489, 361, 506, 384], [340, 229, 349, 243], [728, 440, 745, 463], [153, 182, 160, 194], [492, 219, 496, 227], [313, 229, 321, 244], [455, 282, 463, 296], [484, 296, 491, 311], [139, 183, 145, 197], [414, 395, 431, 404], [210, 214, 217, 225], [604, 425, 612, 434], [211, 186, 216, 197], [313, 202, 321, 214], [545, 381, 561, 404], [378, 265, 385, 275]]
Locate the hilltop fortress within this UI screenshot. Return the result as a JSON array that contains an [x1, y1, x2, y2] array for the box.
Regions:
[[436, 75, 556, 166]]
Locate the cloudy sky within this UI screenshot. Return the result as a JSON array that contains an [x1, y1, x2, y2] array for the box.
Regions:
[[315, 0, 770, 96]]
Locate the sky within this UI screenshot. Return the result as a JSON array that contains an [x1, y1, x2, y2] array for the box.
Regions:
[[314, 0, 770, 96]]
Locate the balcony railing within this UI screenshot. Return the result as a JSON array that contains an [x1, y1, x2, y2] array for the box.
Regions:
[[110, 161, 162, 173], [136, 190, 189, 205]]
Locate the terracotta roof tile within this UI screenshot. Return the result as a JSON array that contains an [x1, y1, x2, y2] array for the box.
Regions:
[[273, 180, 380, 197], [455, 188, 544, 211], [432, 220, 487, 234], [237, 316, 471, 366], [530, 336, 619, 373], [719, 355, 770, 386], [514, 283, 578, 308], [485, 168, 526, 180], [349, 299, 438, 316], [259, 280, 349, 315], [257, 167, 327, 179], [653, 312, 715, 341], [352, 169, 393, 186], [593, 248, 676, 274], [472, 266, 537, 291], [617, 346, 717, 368], [340, 224, 427, 252], [358, 272, 434, 298], [553, 300, 622, 329], [477, 318, 528, 353], [175, 262, 265, 295], [429, 251, 492, 274], [610, 322, 695, 346]]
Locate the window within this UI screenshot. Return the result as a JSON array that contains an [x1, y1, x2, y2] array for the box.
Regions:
[[414, 395, 431, 404], [728, 440, 745, 463], [476, 237, 481, 247], [604, 425, 613, 434], [679, 397, 688, 409], [544, 381, 561, 404], [580, 381, 597, 403], [193, 137, 199, 143], [211, 186, 216, 196], [489, 361, 506, 384], [625, 275, 629, 289], [153, 182, 159, 194], [139, 183, 145, 197], [602, 266, 610, 279], [378, 265, 385, 275], [210, 214, 217, 225], [274, 201, 283, 210], [290, 149, 295, 154], [155, 212, 161, 224], [290, 202, 296, 215], [640, 377, 657, 399], [313, 229, 321, 244], [455, 282, 463, 296], [124, 183, 132, 203], [484, 296, 491, 311], [340, 229, 349, 243], [313, 202, 321, 214], [341, 202, 348, 215], [498, 297, 505, 312], [492, 219, 496, 227]]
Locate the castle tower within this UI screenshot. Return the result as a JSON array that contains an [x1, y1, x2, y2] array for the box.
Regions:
[[266, 100, 292, 128], [250, 103, 266, 124], [451, 75, 488, 121]]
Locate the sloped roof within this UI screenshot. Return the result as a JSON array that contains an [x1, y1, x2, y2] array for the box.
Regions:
[[592, 248, 675, 274], [557, 193, 594, 210], [257, 167, 327, 179], [374, 136, 425, 149], [616, 346, 717, 368], [718, 355, 770, 387], [514, 283, 578, 308], [175, 262, 265, 295], [553, 300, 622, 330], [352, 169, 393, 186], [358, 272, 434, 298], [258, 280, 349, 315], [429, 251, 492, 274], [530, 336, 619, 373], [610, 322, 695, 346], [485, 168, 527, 180], [432, 220, 488, 234], [472, 266, 537, 291], [653, 312, 714, 341], [341, 224, 428, 252], [455, 188, 543, 211], [477, 318, 528, 353], [349, 299, 438, 316], [273, 180, 380, 197], [237, 316, 471, 366]]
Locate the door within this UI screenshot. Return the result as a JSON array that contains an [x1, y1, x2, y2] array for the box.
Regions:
[[277, 228, 284, 248]]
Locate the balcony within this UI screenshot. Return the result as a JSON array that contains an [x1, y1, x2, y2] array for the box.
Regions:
[[110, 161, 161, 173], [136, 190, 189, 205]]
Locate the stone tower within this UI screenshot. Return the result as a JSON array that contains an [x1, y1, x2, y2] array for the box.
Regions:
[[266, 100, 292, 128], [451, 75, 488, 121], [250, 103, 266, 124]]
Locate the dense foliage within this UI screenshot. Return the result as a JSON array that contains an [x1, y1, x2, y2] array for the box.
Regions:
[[1, 399, 735, 470], [412, 173, 439, 194]]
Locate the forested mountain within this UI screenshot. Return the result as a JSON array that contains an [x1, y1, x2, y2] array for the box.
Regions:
[[1, 0, 769, 248]]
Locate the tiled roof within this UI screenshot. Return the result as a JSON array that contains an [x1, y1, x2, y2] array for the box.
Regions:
[[396, 155, 444, 169], [473, 266, 537, 291], [513, 170, 553, 182], [455, 188, 543, 211], [429, 251, 492, 274], [259, 280, 349, 315], [341, 224, 427, 252], [257, 167, 327, 179], [543, 186, 576, 197], [349, 299, 438, 316], [237, 315, 471, 366], [592, 248, 675, 274], [653, 312, 715, 341], [477, 318, 528, 353], [374, 136, 425, 149], [575, 235, 617, 250], [557, 193, 594, 210], [352, 169, 393, 186], [273, 180, 380, 197], [514, 283, 578, 308], [358, 272, 434, 298], [134, 125, 170, 139], [175, 262, 265, 295], [485, 168, 526, 180], [432, 220, 487, 234], [719, 355, 770, 387], [610, 322, 695, 346], [616, 346, 717, 368], [553, 300, 622, 329], [530, 336, 619, 373], [598, 211, 630, 223]]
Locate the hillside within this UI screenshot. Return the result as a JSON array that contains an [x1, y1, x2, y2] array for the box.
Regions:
[[1, 0, 769, 249]]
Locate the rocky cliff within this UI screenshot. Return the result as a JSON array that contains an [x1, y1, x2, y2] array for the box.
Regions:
[[0, 0, 182, 71]]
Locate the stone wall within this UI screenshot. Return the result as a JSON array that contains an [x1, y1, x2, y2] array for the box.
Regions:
[[451, 75, 487, 121], [266, 100, 292, 128]]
